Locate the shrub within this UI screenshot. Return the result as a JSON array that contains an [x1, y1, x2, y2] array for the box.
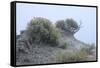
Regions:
[[26, 17, 60, 46], [56, 20, 65, 30], [59, 42, 69, 49], [56, 49, 88, 63], [81, 43, 96, 55], [63, 45, 96, 62], [56, 18, 80, 34]]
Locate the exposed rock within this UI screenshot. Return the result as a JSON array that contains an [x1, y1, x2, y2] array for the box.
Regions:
[[58, 29, 87, 50]]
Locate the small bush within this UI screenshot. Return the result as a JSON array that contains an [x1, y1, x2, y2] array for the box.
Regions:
[[59, 42, 69, 49], [81, 44, 96, 55]]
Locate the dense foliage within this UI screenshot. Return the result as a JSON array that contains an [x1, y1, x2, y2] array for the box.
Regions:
[[56, 18, 80, 34], [26, 17, 60, 46]]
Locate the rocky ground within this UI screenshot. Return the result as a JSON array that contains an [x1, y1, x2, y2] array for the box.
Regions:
[[16, 29, 96, 65]]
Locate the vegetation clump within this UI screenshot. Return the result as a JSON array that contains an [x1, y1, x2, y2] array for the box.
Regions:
[[59, 42, 69, 49], [26, 17, 60, 46], [56, 44, 96, 62], [56, 18, 80, 35]]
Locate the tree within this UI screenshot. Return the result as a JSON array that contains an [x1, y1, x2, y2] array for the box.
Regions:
[[56, 20, 65, 30], [56, 18, 80, 34], [65, 19, 80, 34], [26, 17, 60, 46]]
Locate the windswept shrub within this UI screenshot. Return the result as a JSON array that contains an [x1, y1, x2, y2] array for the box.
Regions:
[[26, 17, 60, 46], [56, 18, 80, 34], [65, 19, 80, 33]]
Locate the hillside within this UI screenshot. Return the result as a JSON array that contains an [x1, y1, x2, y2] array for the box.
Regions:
[[16, 17, 96, 65]]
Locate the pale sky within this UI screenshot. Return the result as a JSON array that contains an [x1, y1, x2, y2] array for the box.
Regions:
[[16, 3, 96, 44]]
